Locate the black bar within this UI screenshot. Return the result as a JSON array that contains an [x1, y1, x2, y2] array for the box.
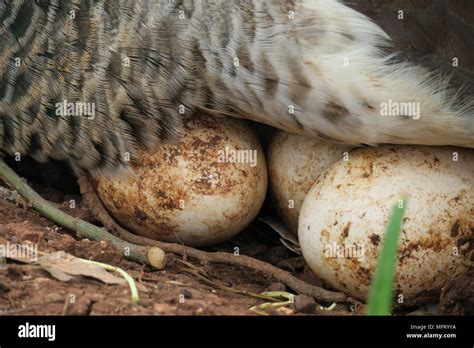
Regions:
[[0, 316, 472, 346]]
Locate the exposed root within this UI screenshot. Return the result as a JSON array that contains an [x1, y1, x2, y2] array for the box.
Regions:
[[0, 159, 166, 270]]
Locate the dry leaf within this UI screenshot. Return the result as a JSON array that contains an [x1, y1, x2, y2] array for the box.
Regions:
[[37, 251, 125, 285], [1, 245, 148, 292]]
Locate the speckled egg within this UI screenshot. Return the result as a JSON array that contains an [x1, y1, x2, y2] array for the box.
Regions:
[[268, 130, 351, 235], [299, 146, 473, 305], [94, 114, 268, 247]]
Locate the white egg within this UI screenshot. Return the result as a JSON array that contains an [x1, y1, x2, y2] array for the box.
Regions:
[[94, 114, 267, 247], [267, 130, 351, 234], [299, 146, 473, 305]]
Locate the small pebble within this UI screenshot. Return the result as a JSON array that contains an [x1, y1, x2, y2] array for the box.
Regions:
[[180, 289, 193, 299], [290, 294, 316, 313]]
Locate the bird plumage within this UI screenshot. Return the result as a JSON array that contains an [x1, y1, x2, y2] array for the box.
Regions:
[[0, 0, 473, 176]]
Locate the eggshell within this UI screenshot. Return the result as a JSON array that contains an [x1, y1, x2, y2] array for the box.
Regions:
[[299, 146, 473, 305], [94, 115, 268, 247], [267, 131, 351, 234]]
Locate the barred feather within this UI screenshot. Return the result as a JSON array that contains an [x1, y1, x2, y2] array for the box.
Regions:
[[0, 0, 472, 176]]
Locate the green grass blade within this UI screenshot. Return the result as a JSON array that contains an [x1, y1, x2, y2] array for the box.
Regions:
[[366, 197, 407, 315]]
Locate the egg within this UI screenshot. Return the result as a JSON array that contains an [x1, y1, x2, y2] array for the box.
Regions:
[[267, 130, 351, 235], [299, 146, 473, 306], [94, 114, 268, 247]]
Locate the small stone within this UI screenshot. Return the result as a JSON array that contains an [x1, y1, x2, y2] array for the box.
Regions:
[[147, 247, 166, 270], [180, 289, 193, 299], [291, 294, 316, 313]]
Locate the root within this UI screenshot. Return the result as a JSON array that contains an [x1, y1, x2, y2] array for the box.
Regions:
[[0, 159, 166, 270]]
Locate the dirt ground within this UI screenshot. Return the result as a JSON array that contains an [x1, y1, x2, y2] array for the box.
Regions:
[[0, 155, 348, 316], [0, 172, 471, 316], [0, 182, 349, 316]]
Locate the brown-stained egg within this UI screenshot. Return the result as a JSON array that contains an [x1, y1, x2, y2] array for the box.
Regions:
[[267, 130, 351, 235], [94, 114, 267, 247], [299, 146, 473, 306]]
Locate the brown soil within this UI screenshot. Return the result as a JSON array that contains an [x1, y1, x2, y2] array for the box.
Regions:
[[0, 161, 471, 316], [440, 268, 474, 315], [0, 181, 357, 316]]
